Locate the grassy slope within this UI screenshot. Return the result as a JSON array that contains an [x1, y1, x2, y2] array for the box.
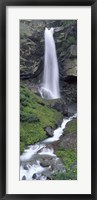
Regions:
[[20, 84, 63, 154], [53, 119, 77, 180]]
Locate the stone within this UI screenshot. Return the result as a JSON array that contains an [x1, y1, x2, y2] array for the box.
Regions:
[[55, 119, 62, 128], [70, 45, 77, 57], [22, 175, 26, 180], [23, 164, 29, 170], [45, 127, 53, 137], [49, 99, 68, 116], [32, 173, 37, 179], [47, 177, 52, 180], [63, 58, 77, 77], [54, 26, 64, 32]]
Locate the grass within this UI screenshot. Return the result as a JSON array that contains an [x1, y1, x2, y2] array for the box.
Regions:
[[20, 84, 63, 154], [53, 149, 77, 180], [52, 118, 77, 180], [65, 119, 77, 134]]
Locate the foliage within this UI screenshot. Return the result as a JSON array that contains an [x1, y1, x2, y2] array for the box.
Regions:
[[65, 119, 77, 134], [53, 149, 77, 180], [52, 168, 77, 180], [52, 117, 77, 180], [20, 84, 62, 154]]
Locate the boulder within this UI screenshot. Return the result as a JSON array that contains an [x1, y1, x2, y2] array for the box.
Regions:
[[32, 173, 37, 179], [49, 99, 68, 116], [45, 127, 54, 137], [22, 175, 26, 180], [23, 164, 29, 170]]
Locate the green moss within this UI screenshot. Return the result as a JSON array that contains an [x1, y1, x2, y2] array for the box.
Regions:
[[65, 119, 77, 134], [53, 149, 77, 180], [20, 84, 63, 154], [64, 35, 76, 49], [56, 149, 76, 170], [52, 168, 77, 180], [52, 118, 77, 180], [20, 111, 39, 123], [62, 20, 76, 28]]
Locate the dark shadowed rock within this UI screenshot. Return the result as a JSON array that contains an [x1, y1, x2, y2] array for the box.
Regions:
[[55, 119, 63, 128], [40, 162, 50, 168], [23, 164, 29, 170], [22, 175, 26, 180], [45, 127, 54, 137], [47, 177, 52, 180], [49, 99, 68, 116], [32, 173, 37, 179]]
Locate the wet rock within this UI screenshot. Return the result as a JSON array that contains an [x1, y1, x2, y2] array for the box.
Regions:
[[32, 173, 37, 179], [50, 99, 68, 116], [40, 162, 50, 168], [47, 177, 52, 180], [55, 119, 63, 128], [23, 164, 29, 170], [42, 167, 52, 178], [51, 158, 65, 172], [22, 175, 26, 180], [60, 81, 77, 106], [45, 127, 54, 137], [68, 103, 77, 117]]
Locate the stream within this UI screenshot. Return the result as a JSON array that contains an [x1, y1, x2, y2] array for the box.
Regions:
[[20, 113, 77, 180]]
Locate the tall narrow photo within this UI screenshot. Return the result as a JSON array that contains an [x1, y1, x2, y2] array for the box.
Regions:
[[20, 20, 77, 181]]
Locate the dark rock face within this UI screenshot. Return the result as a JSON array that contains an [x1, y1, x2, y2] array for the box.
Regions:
[[20, 20, 77, 110], [55, 119, 63, 128], [49, 99, 68, 116]]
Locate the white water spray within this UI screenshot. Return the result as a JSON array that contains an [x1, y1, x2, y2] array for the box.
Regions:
[[40, 27, 60, 99]]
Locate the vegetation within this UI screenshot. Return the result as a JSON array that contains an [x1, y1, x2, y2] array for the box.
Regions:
[[20, 20, 77, 180], [53, 149, 77, 180], [65, 119, 77, 134], [20, 84, 62, 154], [52, 119, 77, 180]]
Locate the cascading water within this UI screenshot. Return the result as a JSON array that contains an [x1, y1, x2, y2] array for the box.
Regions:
[[20, 113, 77, 180], [40, 27, 60, 99]]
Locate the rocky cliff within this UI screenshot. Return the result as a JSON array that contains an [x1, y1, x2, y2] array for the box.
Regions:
[[20, 20, 77, 114]]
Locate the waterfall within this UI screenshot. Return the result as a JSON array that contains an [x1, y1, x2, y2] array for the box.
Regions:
[[40, 27, 60, 99]]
